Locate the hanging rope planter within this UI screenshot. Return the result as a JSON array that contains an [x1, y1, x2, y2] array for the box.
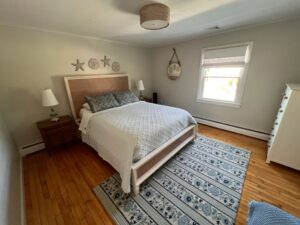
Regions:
[[167, 48, 182, 80]]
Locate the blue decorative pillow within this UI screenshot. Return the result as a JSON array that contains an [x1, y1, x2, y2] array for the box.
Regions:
[[113, 91, 139, 105], [85, 93, 120, 113], [248, 201, 300, 225]]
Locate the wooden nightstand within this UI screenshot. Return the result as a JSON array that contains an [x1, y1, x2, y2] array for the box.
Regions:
[[142, 97, 153, 103], [36, 115, 76, 154]]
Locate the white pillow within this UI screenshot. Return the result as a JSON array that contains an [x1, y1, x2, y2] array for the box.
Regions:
[[82, 103, 91, 110]]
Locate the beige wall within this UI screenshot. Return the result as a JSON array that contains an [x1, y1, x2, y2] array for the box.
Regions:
[[0, 26, 153, 148], [1, 19, 300, 147], [152, 19, 300, 133], [0, 110, 21, 225]]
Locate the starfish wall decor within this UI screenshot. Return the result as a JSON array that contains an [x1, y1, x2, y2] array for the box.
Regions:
[[72, 59, 85, 71], [101, 55, 110, 67]]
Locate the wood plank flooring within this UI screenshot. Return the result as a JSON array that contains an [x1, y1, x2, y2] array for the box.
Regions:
[[24, 124, 300, 225]]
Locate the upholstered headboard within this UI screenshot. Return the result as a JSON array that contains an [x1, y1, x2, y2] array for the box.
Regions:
[[64, 74, 130, 121]]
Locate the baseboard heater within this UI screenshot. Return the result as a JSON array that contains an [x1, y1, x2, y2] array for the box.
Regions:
[[20, 141, 45, 157], [194, 116, 270, 141]]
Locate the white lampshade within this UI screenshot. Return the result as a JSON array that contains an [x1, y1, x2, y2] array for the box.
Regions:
[[137, 80, 145, 91], [42, 89, 59, 107]]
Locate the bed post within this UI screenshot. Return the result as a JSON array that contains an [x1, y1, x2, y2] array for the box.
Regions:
[[133, 184, 140, 196], [131, 169, 140, 196]]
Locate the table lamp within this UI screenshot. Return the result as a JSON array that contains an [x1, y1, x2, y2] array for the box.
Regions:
[[137, 80, 145, 99], [42, 88, 59, 122]]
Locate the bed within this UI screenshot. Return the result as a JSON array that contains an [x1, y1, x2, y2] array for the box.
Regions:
[[64, 74, 197, 195]]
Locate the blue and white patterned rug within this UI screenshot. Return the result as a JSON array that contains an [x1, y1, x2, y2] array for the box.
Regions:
[[93, 135, 251, 225]]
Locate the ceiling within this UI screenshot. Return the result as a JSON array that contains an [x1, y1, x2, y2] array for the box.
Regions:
[[1, 0, 300, 48]]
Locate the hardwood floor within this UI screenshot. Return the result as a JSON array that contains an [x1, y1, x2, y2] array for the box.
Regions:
[[23, 125, 300, 225]]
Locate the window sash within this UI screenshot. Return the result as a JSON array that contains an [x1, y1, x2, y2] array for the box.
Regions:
[[201, 77, 240, 102]]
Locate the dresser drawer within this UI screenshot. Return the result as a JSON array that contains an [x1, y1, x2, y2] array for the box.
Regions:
[[280, 86, 292, 109]]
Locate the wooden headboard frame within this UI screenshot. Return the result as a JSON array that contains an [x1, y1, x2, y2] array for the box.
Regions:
[[64, 74, 130, 122]]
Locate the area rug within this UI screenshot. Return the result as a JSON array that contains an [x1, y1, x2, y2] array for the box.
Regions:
[[93, 135, 251, 225]]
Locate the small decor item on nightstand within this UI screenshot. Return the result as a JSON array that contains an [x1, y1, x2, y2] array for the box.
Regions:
[[153, 92, 158, 103], [42, 89, 59, 122], [167, 48, 182, 80], [137, 80, 145, 99]]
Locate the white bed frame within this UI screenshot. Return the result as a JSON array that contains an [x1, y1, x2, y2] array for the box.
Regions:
[[64, 74, 197, 195]]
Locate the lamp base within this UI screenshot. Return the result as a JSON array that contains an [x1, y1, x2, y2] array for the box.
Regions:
[[49, 108, 59, 122], [139, 91, 144, 100]]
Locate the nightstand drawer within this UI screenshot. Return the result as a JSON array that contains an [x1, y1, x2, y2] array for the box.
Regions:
[[45, 125, 74, 147]]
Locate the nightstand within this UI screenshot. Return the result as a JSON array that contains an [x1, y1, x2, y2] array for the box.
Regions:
[[142, 97, 153, 103], [36, 115, 76, 154]]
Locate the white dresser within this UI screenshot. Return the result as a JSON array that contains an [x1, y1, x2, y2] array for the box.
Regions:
[[267, 83, 300, 170]]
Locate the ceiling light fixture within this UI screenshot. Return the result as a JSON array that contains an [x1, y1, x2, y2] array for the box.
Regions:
[[140, 3, 170, 30]]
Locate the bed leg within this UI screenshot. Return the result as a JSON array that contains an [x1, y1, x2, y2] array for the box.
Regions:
[[133, 185, 140, 196], [193, 125, 198, 141], [190, 133, 197, 143]]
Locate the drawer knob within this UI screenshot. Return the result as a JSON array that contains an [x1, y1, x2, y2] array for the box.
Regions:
[[279, 110, 283, 113], [275, 123, 278, 125], [284, 96, 288, 99]]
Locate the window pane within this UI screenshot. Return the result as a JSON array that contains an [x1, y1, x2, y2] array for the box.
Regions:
[[202, 77, 239, 102], [203, 67, 243, 78]]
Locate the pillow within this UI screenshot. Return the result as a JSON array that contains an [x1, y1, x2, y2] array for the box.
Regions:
[[113, 90, 139, 105], [82, 103, 91, 110], [85, 93, 120, 113], [248, 201, 300, 225]]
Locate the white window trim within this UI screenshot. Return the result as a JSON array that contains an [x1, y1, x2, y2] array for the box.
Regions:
[[196, 42, 253, 108]]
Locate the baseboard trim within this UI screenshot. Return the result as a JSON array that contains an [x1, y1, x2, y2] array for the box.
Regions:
[[195, 117, 270, 141], [20, 141, 45, 157]]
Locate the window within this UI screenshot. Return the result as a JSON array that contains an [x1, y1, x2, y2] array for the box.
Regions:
[[197, 42, 253, 107]]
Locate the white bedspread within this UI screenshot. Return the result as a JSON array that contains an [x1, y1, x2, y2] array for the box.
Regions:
[[79, 101, 196, 193]]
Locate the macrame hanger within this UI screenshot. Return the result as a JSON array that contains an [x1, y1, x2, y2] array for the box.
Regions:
[[169, 48, 181, 66]]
